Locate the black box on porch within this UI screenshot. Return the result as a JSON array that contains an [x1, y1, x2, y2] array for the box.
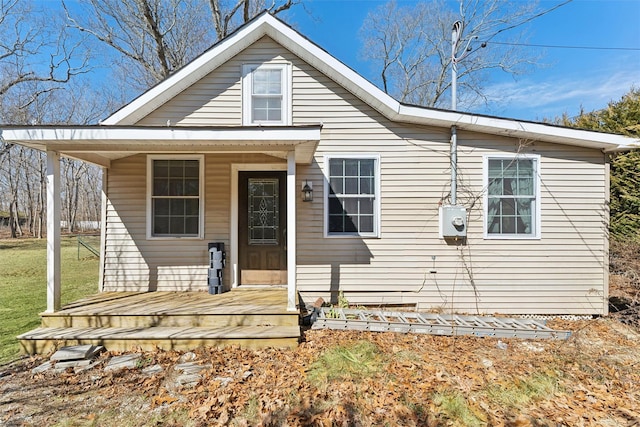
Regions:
[[208, 242, 226, 294]]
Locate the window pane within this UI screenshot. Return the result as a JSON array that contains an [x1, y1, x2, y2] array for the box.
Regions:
[[329, 160, 343, 177], [518, 159, 533, 175], [360, 215, 374, 233], [502, 199, 515, 215], [502, 178, 514, 195], [154, 199, 169, 215], [154, 178, 168, 196], [344, 178, 359, 194], [488, 159, 502, 178], [154, 161, 169, 177], [345, 159, 359, 176], [344, 198, 358, 215], [185, 217, 199, 234], [360, 177, 373, 195], [517, 214, 532, 234], [329, 177, 343, 195], [183, 179, 197, 196], [154, 217, 169, 235], [169, 164, 183, 178], [329, 215, 344, 233], [328, 197, 344, 215], [344, 216, 358, 232], [170, 217, 184, 235], [518, 178, 534, 196], [170, 199, 184, 215], [488, 178, 501, 196], [185, 199, 199, 215], [360, 159, 374, 177], [184, 161, 199, 178], [503, 216, 516, 234], [360, 198, 374, 215], [502, 163, 518, 178], [267, 106, 282, 121]]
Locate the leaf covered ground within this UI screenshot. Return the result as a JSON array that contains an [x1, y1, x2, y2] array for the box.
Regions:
[[1, 318, 639, 427]]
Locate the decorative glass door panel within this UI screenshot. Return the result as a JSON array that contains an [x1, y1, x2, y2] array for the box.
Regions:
[[238, 171, 287, 285], [248, 178, 279, 245]]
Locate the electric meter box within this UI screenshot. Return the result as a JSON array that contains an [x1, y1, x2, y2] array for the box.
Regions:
[[441, 205, 467, 238]]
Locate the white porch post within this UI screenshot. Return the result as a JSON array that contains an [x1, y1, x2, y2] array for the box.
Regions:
[[46, 150, 61, 313], [286, 151, 297, 311]]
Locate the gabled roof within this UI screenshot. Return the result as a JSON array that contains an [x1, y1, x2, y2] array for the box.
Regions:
[[103, 12, 638, 153]]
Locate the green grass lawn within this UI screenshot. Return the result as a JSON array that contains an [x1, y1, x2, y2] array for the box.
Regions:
[[0, 236, 100, 365]]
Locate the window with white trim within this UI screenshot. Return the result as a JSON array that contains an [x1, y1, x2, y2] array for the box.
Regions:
[[148, 156, 204, 238], [242, 64, 290, 125], [325, 156, 379, 237], [485, 155, 540, 238]]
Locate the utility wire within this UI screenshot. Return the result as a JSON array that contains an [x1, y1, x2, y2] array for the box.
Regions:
[[484, 0, 574, 43], [488, 41, 640, 51]]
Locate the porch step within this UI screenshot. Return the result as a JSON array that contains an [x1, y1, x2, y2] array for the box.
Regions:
[[41, 312, 299, 328], [18, 325, 301, 354], [20, 290, 302, 355]]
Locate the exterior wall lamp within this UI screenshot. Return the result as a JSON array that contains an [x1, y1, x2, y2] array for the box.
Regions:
[[301, 180, 313, 202]]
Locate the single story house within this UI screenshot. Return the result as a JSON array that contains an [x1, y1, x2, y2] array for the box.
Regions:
[[3, 12, 638, 321]]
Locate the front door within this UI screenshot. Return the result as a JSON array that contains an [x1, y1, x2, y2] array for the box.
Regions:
[[238, 171, 287, 285]]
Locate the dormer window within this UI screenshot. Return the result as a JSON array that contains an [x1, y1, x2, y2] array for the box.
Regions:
[[242, 63, 291, 125]]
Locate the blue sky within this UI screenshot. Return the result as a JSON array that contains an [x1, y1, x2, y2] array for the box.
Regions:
[[37, 0, 640, 123], [283, 0, 640, 121]]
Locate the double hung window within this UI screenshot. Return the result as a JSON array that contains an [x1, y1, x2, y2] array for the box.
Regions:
[[242, 64, 290, 125], [148, 155, 204, 238], [485, 155, 540, 238], [325, 155, 379, 237]]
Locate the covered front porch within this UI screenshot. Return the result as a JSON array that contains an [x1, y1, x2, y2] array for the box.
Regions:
[[2, 125, 321, 319], [18, 288, 301, 354]]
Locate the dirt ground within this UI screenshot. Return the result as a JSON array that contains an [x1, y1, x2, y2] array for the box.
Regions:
[[1, 316, 639, 427]]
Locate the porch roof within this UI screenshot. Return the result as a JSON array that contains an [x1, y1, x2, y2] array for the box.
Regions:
[[0, 125, 322, 167]]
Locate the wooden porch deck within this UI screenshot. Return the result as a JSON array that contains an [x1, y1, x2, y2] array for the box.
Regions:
[[18, 288, 301, 354]]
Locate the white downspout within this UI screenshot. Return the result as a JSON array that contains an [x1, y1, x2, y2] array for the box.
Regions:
[[450, 21, 461, 206]]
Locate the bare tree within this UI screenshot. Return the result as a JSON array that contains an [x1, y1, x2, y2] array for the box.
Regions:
[[208, 0, 298, 40], [63, 0, 301, 90], [360, 0, 542, 109], [0, 1, 101, 238], [0, 0, 89, 109]]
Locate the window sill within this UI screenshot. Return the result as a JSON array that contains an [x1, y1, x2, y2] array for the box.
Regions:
[[483, 234, 541, 240]]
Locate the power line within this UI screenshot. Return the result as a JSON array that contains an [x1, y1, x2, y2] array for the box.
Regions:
[[488, 41, 640, 51], [485, 0, 574, 43]]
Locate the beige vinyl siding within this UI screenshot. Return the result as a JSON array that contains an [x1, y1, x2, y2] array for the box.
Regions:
[[102, 153, 282, 292], [126, 36, 608, 314]]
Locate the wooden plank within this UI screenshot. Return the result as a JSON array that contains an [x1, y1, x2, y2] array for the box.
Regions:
[[19, 325, 301, 354], [241, 270, 288, 285]]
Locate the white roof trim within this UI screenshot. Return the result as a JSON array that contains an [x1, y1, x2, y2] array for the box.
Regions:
[[0, 126, 321, 165], [101, 13, 639, 152], [1, 126, 320, 143]]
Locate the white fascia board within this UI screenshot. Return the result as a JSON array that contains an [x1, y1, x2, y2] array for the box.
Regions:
[[397, 104, 640, 151], [1, 126, 321, 143], [102, 19, 273, 125]]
